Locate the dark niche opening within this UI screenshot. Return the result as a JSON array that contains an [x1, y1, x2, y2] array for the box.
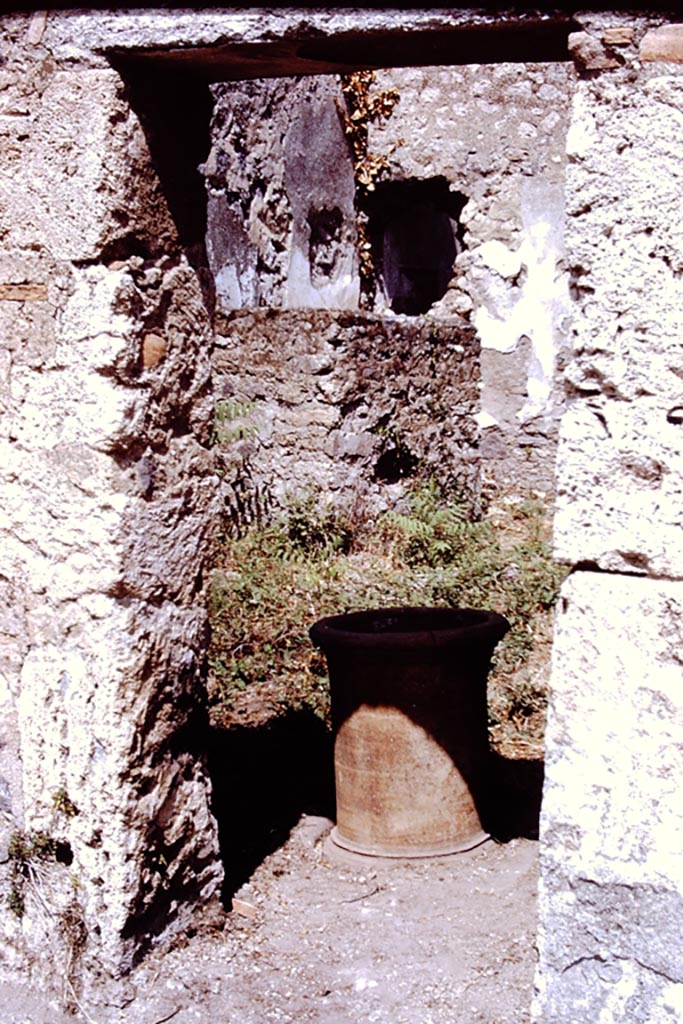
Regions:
[[365, 177, 467, 316], [373, 443, 419, 484]]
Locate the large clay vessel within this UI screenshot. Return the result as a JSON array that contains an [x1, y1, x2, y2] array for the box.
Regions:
[[310, 606, 509, 858]]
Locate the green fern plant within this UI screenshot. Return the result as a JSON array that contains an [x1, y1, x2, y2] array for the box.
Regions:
[[378, 480, 475, 567]]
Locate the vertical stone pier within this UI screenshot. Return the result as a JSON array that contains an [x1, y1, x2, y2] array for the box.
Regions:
[[0, 18, 222, 991], [535, 16, 683, 1021]]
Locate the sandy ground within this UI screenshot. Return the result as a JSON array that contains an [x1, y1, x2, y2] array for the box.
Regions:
[[1, 813, 538, 1024]]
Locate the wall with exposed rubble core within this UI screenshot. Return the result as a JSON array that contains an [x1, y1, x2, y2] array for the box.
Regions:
[[205, 75, 483, 513], [0, 8, 681, 1024], [213, 310, 480, 523], [206, 64, 573, 494], [368, 64, 573, 493]]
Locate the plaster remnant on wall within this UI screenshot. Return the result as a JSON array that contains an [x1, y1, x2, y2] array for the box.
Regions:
[[472, 180, 570, 428], [368, 63, 572, 491], [205, 61, 572, 493], [204, 76, 358, 312], [565, 91, 599, 159]]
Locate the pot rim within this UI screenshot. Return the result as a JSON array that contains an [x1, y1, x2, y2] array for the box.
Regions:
[[309, 605, 510, 652]]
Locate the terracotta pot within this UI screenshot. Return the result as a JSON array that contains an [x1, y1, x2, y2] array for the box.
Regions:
[[310, 606, 509, 858]]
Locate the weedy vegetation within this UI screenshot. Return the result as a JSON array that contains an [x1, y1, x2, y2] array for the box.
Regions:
[[6, 788, 79, 920], [5, 789, 87, 1013], [208, 481, 565, 757]]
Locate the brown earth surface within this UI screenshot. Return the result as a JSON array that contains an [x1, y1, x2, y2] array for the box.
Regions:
[[2, 754, 541, 1024], [2, 821, 539, 1024]]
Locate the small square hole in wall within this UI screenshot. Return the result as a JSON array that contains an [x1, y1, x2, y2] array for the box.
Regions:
[[364, 176, 467, 315]]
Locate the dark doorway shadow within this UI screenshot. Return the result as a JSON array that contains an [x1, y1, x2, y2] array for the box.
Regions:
[[483, 753, 545, 842], [207, 708, 335, 902]]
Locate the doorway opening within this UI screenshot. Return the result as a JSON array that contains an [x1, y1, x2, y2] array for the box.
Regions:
[[112, 17, 574, 983]]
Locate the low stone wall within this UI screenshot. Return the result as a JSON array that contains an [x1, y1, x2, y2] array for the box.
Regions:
[[212, 309, 480, 524]]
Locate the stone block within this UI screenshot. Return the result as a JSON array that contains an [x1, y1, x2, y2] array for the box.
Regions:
[[602, 27, 634, 47], [1, 67, 176, 262], [568, 31, 622, 71], [640, 24, 683, 63], [559, 70, 683, 574], [0, 224, 219, 982], [565, 75, 683, 392], [554, 396, 683, 575], [0, 283, 48, 301], [535, 571, 683, 1022]]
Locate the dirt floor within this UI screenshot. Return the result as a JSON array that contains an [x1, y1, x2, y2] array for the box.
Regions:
[[1, 802, 540, 1024], [2, 488, 551, 1022], [1, 660, 545, 1024]]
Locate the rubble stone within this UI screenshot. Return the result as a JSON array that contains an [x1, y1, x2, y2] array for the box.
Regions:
[[640, 24, 683, 63], [212, 310, 480, 520]]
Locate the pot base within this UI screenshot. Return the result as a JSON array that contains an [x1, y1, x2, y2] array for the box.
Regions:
[[329, 825, 490, 861]]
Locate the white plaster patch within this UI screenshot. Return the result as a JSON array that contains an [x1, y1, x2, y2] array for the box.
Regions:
[[285, 247, 359, 310], [473, 181, 569, 422], [478, 239, 523, 279], [474, 410, 499, 429], [651, 981, 683, 1023], [354, 976, 379, 992], [215, 265, 243, 308], [566, 91, 599, 159]]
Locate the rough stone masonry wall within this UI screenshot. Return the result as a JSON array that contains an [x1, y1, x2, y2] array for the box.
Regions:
[[0, 13, 221, 996], [534, 14, 683, 1022], [368, 63, 574, 493], [213, 310, 480, 523], [208, 64, 574, 495], [207, 78, 481, 513]]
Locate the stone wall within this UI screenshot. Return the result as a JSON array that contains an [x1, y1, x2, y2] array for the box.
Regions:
[[206, 77, 358, 310], [205, 64, 573, 494], [206, 78, 483, 510], [368, 63, 573, 493], [534, 14, 683, 1022], [0, 9, 682, 1024], [0, 13, 221, 996], [212, 310, 480, 523]]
